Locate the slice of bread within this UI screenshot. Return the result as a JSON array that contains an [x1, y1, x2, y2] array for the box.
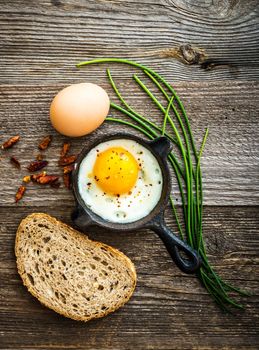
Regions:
[[15, 213, 136, 322]]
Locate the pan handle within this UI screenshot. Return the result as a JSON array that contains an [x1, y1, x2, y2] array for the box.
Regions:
[[71, 204, 93, 231], [150, 217, 201, 274]]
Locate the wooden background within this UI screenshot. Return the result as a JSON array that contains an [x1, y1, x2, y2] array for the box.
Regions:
[[0, 1, 259, 349]]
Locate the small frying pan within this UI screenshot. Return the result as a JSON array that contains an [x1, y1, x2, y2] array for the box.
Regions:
[[71, 133, 201, 274]]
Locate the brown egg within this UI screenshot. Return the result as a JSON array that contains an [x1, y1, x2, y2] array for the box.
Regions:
[[50, 83, 110, 137]]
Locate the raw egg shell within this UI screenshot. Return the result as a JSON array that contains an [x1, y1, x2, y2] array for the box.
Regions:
[[50, 83, 110, 137]]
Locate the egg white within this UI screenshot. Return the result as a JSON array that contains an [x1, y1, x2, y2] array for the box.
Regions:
[[78, 139, 163, 223]]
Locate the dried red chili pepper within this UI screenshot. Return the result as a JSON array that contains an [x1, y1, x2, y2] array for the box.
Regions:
[[38, 135, 52, 150], [2, 135, 20, 149], [27, 160, 48, 172], [59, 155, 77, 166], [60, 142, 70, 158], [50, 181, 61, 189], [10, 156, 21, 169], [23, 175, 31, 183], [63, 173, 71, 189], [31, 171, 46, 182], [15, 185, 26, 203], [37, 175, 59, 185], [63, 164, 74, 174]]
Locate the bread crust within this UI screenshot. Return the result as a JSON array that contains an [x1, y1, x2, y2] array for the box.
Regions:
[[15, 213, 137, 322]]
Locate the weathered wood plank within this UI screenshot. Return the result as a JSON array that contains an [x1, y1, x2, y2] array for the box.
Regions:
[[0, 81, 258, 206], [0, 0, 258, 83], [0, 205, 258, 350]]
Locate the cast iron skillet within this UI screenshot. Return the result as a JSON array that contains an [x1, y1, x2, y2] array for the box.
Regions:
[[71, 133, 201, 274]]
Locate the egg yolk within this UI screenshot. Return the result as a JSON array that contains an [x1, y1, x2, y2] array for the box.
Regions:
[[93, 147, 139, 195]]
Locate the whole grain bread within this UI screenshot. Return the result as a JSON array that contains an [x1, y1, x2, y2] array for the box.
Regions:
[[15, 213, 136, 322]]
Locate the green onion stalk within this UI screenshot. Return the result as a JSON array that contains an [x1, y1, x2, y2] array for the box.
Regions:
[[77, 58, 250, 311]]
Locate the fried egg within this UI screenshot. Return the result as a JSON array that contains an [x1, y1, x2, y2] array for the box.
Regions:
[[78, 139, 163, 223]]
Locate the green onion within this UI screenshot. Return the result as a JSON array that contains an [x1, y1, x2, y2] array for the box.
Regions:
[[162, 96, 174, 136], [77, 58, 249, 311]]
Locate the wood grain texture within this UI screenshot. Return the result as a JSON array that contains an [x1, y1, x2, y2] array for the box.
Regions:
[[0, 81, 258, 206], [0, 206, 258, 350], [1, 0, 259, 349], [0, 0, 259, 83]]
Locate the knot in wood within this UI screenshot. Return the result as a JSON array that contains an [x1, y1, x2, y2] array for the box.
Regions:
[[179, 44, 206, 65]]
